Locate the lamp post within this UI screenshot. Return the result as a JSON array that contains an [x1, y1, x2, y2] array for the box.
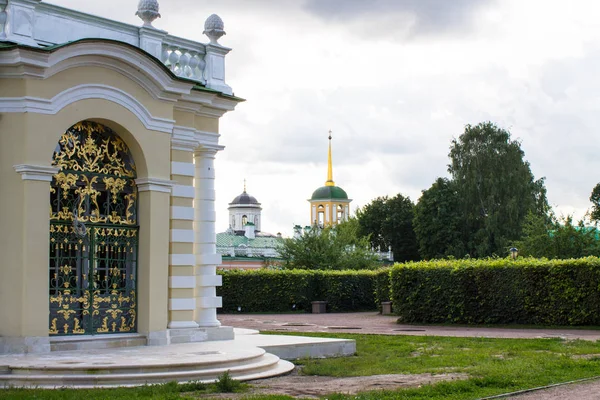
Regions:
[[510, 247, 518, 260]]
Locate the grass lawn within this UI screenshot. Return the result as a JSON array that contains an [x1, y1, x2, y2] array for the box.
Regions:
[[3, 333, 600, 399]]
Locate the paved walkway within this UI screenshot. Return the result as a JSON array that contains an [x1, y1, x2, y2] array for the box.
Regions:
[[220, 312, 600, 399], [219, 312, 600, 341]]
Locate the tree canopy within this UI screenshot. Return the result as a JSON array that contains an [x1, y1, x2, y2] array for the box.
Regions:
[[413, 178, 465, 259], [516, 212, 600, 259], [448, 122, 549, 257], [278, 218, 378, 270], [356, 194, 420, 262]]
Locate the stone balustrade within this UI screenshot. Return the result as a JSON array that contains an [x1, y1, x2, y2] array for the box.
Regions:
[[218, 246, 281, 259], [0, 0, 232, 94]]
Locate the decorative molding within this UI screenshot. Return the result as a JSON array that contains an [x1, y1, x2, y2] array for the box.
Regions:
[[170, 229, 194, 243], [170, 254, 196, 266], [45, 56, 179, 103], [169, 276, 196, 289], [194, 145, 224, 157], [0, 84, 176, 133], [135, 177, 175, 193], [171, 161, 195, 177], [171, 206, 194, 220], [197, 296, 222, 309], [171, 125, 198, 152], [167, 321, 199, 329], [196, 275, 222, 287], [195, 253, 222, 266], [172, 184, 195, 198], [168, 298, 196, 311], [13, 164, 59, 181]]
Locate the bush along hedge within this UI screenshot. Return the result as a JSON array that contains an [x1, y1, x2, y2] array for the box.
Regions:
[[218, 269, 378, 313], [373, 267, 392, 308], [390, 257, 600, 326]]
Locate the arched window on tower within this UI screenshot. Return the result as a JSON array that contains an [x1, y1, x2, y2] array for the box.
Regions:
[[242, 215, 248, 226], [317, 205, 324, 228], [337, 204, 344, 222]]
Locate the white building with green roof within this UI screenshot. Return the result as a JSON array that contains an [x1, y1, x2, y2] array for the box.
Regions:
[[217, 187, 283, 269]]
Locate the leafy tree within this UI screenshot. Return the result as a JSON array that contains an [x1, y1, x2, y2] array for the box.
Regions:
[[590, 183, 600, 223], [413, 178, 465, 259], [356, 194, 420, 262], [448, 122, 549, 257], [517, 213, 600, 259], [278, 218, 377, 270]]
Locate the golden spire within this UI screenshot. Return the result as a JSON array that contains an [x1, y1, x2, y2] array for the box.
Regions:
[[325, 130, 335, 187]]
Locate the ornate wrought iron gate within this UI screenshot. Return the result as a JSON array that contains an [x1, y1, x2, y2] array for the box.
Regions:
[[49, 121, 138, 336]]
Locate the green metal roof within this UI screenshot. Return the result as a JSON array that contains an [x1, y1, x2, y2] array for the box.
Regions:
[[216, 233, 282, 248], [310, 185, 349, 200]]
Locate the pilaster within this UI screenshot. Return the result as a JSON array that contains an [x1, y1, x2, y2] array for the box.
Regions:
[[168, 145, 198, 329], [193, 146, 223, 327]]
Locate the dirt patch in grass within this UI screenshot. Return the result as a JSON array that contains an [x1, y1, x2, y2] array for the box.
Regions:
[[194, 369, 468, 399]]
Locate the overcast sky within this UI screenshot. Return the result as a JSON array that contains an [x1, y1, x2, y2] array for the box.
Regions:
[[49, 0, 600, 236]]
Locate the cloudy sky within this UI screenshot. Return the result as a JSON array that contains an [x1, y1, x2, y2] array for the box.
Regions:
[[50, 0, 600, 236]]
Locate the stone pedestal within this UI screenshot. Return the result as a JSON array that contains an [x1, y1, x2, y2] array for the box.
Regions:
[[311, 301, 327, 314], [381, 301, 393, 315]]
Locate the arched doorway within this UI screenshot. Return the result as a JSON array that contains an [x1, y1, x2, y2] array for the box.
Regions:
[[49, 121, 138, 336]]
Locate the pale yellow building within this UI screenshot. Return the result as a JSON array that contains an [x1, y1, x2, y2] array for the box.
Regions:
[[309, 133, 352, 227], [0, 0, 241, 353]]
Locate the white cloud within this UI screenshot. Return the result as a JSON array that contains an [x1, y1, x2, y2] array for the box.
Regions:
[[47, 0, 600, 233]]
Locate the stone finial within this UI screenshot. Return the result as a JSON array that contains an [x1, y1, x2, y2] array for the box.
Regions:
[[203, 14, 226, 44], [136, 0, 161, 27]]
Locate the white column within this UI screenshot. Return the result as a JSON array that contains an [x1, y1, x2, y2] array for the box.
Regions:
[[193, 147, 223, 327]]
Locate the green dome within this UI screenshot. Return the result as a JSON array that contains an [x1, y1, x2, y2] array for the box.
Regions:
[[311, 185, 348, 200]]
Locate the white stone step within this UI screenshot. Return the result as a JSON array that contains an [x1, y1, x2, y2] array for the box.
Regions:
[[0, 348, 294, 388]]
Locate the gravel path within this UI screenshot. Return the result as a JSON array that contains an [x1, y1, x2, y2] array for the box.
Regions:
[[506, 379, 600, 399], [219, 312, 600, 340]]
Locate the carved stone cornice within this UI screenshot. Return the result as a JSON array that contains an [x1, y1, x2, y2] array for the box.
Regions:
[[13, 164, 59, 181], [135, 177, 176, 193]]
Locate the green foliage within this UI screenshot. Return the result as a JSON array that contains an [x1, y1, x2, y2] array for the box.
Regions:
[[215, 370, 243, 393], [448, 121, 549, 257], [373, 268, 392, 305], [356, 194, 420, 262], [413, 178, 465, 259], [218, 269, 378, 312], [517, 213, 600, 259], [590, 183, 600, 223], [278, 218, 378, 270], [390, 257, 600, 325]]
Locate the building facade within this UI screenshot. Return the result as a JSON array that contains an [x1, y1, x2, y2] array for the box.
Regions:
[[0, 0, 241, 353]]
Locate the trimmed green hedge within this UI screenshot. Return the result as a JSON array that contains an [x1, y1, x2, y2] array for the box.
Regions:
[[374, 268, 392, 305], [391, 257, 600, 325], [218, 269, 380, 313]]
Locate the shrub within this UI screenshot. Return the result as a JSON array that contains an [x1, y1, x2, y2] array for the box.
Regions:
[[390, 257, 600, 325], [373, 267, 392, 306], [218, 269, 378, 313]]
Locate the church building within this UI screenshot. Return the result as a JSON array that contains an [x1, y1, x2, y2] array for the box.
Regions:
[[217, 184, 283, 270], [309, 133, 352, 227]]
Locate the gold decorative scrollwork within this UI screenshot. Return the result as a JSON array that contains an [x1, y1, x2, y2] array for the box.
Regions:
[[103, 177, 127, 204], [50, 121, 137, 226], [49, 121, 138, 337], [54, 172, 78, 198], [53, 121, 135, 178]]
